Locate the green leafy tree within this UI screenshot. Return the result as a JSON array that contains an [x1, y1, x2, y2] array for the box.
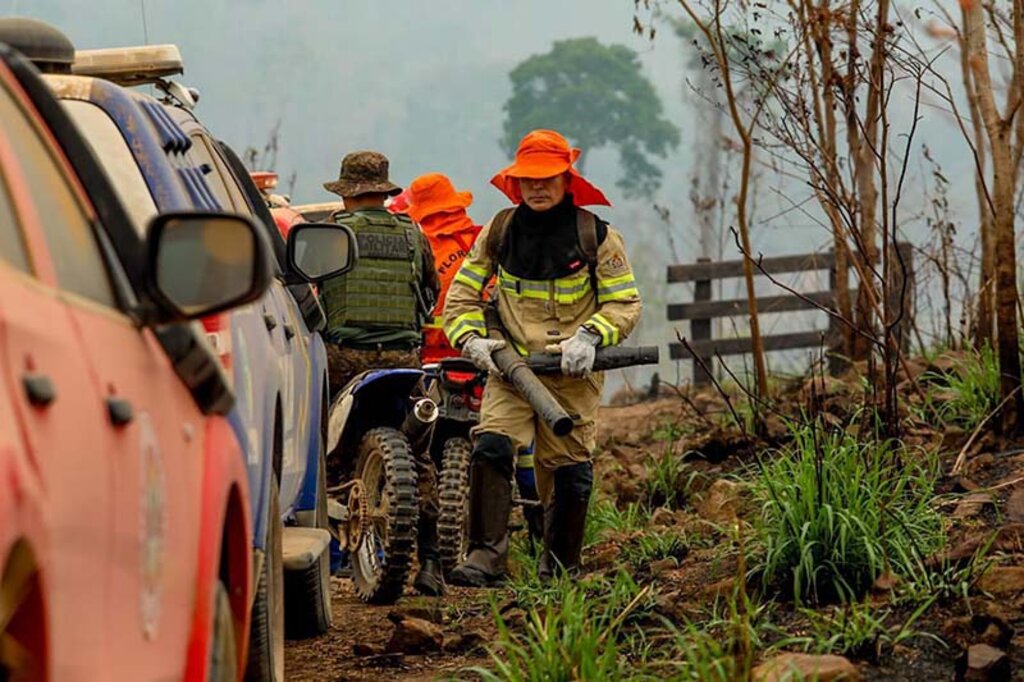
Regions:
[[501, 37, 680, 198]]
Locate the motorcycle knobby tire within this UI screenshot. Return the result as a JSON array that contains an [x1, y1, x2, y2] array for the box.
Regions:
[[436, 437, 473, 576], [350, 427, 418, 604]]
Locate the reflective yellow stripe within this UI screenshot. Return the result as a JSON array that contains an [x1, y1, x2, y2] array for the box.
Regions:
[[499, 268, 594, 304], [597, 272, 639, 302], [517, 454, 535, 469], [454, 262, 489, 291], [555, 271, 591, 303], [444, 311, 486, 345], [423, 315, 444, 329], [497, 269, 548, 300], [587, 312, 619, 346], [512, 338, 528, 356], [600, 273, 635, 288]]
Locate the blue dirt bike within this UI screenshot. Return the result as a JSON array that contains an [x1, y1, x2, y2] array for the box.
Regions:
[[324, 367, 437, 604]]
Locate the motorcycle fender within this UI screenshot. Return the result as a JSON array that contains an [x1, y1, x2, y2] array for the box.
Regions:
[[327, 393, 354, 454]]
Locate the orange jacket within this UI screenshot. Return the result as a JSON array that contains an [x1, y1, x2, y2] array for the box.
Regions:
[[420, 210, 481, 363]]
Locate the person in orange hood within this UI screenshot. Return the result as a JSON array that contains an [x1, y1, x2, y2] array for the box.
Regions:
[[405, 173, 483, 364], [443, 130, 642, 586]]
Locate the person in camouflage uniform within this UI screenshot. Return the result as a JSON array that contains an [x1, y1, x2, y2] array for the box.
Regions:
[[320, 151, 445, 596]]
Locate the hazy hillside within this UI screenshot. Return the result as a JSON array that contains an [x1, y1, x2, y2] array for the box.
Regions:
[[18, 0, 984, 384]]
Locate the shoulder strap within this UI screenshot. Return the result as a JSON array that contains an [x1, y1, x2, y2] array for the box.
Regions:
[[576, 209, 599, 265], [330, 209, 355, 224], [485, 208, 517, 265]]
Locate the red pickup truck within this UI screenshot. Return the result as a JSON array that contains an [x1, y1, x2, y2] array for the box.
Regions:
[[0, 29, 273, 682]]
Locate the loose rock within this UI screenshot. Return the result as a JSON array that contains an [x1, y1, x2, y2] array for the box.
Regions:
[[352, 642, 385, 657], [954, 493, 995, 519], [870, 571, 900, 595], [649, 557, 678, 575], [695, 478, 741, 524], [384, 615, 444, 655], [444, 629, 486, 654], [955, 644, 1010, 681], [1006, 488, 1024, 523], [943, 615, 1014, 649], [978, 567, 1024, 597], [753, 653, 860, 681]]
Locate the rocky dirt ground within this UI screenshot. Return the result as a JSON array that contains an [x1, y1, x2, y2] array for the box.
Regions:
[[287, 356, 1024, 681]]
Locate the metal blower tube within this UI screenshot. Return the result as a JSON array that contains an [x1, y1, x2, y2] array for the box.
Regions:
[[490, 344, 575, 437]]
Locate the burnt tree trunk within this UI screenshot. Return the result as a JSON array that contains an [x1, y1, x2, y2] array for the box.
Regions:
[[965, 0, 1024, 432]]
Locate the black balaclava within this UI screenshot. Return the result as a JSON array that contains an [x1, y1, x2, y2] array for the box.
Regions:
[[499, 194, 606, 280]]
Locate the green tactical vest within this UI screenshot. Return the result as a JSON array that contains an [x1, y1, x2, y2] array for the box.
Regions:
[[321, 209, 423, 335]]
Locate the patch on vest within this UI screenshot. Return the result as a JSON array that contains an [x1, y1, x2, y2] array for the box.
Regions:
[[357, 232, 411, 260], [605, 254, 627, 274]]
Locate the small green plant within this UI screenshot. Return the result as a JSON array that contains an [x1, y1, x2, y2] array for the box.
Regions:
[[652, 418, 692, 443], [655, 619, 741, 681], [899, 533, 996, 608], [752, 421, 944, 604], [919, 345, 1000, 430], [585, 497, 646, 547], [471, 571, 653, 682], [786, 599, 938, 662], [624, 529, 688, 570], [643, 450, 696, 509]]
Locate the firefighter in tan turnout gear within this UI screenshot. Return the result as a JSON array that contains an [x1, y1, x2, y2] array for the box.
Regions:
[[443, 129, 642, 586]]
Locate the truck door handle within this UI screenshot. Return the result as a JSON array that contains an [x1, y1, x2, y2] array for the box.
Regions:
[[106, 397, 134, 426], [263, 313, 278, 332], [22, 373, 55, 407], [283, 323, 295, 341]]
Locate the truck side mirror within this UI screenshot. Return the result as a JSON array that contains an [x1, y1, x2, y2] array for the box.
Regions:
[[286, 222, 358, 283], [146, 211, 273, 321]]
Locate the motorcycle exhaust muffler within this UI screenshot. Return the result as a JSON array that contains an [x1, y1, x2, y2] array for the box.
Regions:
[[402, 398, 438, 453]]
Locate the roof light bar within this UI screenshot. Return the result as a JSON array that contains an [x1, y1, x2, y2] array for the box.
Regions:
[[73, 44, 183, 84]]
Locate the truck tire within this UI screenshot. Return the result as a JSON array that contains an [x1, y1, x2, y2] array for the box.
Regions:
[[285, 438, 333, 639], [207, 580, 237, 682], [245, 475, 284, 681], [350, 427, 418, 604], [436, 437, 472, 576]]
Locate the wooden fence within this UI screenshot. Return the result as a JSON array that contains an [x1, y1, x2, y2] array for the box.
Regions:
[[666, 244, 914, 385]]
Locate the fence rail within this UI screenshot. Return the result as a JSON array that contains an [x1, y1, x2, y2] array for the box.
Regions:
[[666, 244, 914, 385]]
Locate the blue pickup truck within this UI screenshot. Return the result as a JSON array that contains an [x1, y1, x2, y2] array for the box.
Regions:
[[47, 44, 333, 681]]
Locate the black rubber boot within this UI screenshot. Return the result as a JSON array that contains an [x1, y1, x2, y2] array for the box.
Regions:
[[515, 466, 544, 547], [448, 433, 514, 588], [413, 514, 446, 596], [538, 461, 593, 580]]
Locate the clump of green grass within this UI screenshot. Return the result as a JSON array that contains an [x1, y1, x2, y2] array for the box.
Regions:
[[653, 619, 743, 681], [785, 600, 936, 661], [643, 450, 697, 509], [584, 497, 647, 547], [624, 529, 689, 570], [472, 571, 654, 682], [919, 345, 1000, 430], [752, 421, 944, 604], [652, 418, 693, 443]]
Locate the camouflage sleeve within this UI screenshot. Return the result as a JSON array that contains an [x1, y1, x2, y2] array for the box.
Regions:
[[582, 227, 642, 347], [442, 217, 496, 348]]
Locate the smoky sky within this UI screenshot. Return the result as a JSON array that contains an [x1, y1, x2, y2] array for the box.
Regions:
[[16, 1, 982, 379]]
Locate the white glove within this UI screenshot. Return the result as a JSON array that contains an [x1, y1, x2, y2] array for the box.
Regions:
[[545, 327, 601, 377], [461, 335, 505, 375]]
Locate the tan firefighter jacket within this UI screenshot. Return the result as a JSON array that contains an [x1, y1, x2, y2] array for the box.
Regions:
[[442, 214, 642, 355]]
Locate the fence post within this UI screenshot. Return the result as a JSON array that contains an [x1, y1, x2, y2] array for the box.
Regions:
[[827, 249, 846, 376], [889, 241, 915, 354], [692, 257, 712, 386]]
